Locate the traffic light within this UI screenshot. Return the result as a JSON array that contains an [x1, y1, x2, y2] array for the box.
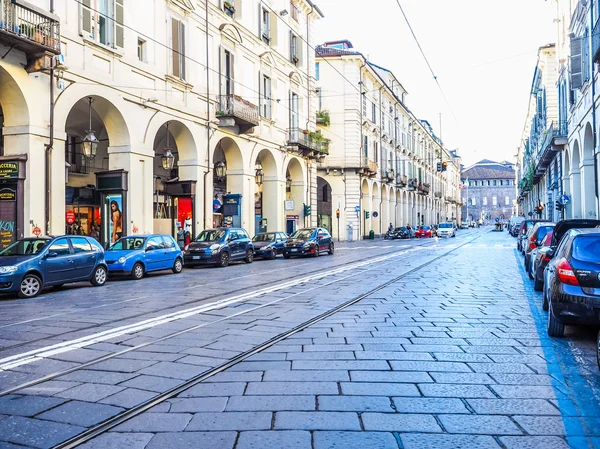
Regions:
[[436, 162, 442, 172], [303, 203, 311, 215], [555, 201, 564, 211], [536, 204, 544, 214], [442, 161, 448, 172], [365, 211, 370, 219]]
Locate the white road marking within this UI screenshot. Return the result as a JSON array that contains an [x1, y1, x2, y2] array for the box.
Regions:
[[0, 245, 427, 372]]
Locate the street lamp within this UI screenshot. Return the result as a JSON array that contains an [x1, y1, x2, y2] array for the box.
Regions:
[[214, 160, 227, 180], [82, 97, 99, 159], [286, 174, 292, 192], [161, 122, 175, 170], [255, 163, 264, 186]]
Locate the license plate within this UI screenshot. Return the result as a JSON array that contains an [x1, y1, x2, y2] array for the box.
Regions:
[[291, 249, 298, 252], [192, 256, 201, 260]]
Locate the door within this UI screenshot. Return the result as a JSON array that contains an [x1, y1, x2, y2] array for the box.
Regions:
[[161, 236, 178, 269], [228, 230, 241, 259], [0, 183, 18, 250], [69, 237, 97, 279], [144, 236, 165, 271], [44, 238, 74, 284]]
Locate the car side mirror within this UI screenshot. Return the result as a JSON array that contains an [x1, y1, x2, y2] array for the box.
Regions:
[[45, 252, 58, 258], [145, 247, 154, 252], [547, 249, 555, 258]]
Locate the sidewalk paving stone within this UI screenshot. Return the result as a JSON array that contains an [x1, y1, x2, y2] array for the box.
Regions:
[[313, 431, 399, 449]]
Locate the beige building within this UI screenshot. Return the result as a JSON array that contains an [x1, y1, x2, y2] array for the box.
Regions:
[[315, 41, 462, 240], [0, 0, 324, 248]]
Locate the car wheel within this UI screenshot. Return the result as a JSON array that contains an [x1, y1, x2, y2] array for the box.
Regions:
[[283, 252, 291, 259], [547, 302, 565, 338], [328, 243, 334, 255], [313, 246, 320, 257], [527, 260, 534, 280], [18, 274, 42, 299], [91, 266, 107, 286], [131, 262, 145, 280], [533, 273, 543, 292], [268, 250, 277, 260], [218, 251, 230, 267], [542, 285, 549, 311], [172, 258, 183, 274], [245, 249, 254, 264]]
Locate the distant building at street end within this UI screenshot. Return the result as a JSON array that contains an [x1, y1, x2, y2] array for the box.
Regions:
[[461, 160, 517, 223]]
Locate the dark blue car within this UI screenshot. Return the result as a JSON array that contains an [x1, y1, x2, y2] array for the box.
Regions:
[[0, 236, 107, 299], [105, 235, 183, 280], [252, 232, 288, 259], [184, 228, 253, 267]]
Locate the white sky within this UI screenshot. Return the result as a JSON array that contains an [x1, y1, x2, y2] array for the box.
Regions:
[[313, 0, 557, 167]]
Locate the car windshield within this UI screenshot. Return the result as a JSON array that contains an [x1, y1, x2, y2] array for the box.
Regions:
[[195, 230, 226, 242], [572, 236, 600, 263], [253, 233, 276, 242], [0, 239, 49, 256], [291, 229, 314, 239], [541, 232, 553, 246], [420, 226, 430, 230], [439, 223, 452, 228], [396, 227, 406, 231], [109, 237, 147, 251]]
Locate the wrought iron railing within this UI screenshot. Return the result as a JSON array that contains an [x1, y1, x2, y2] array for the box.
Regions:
[[218, 94, 259, 126], [0, 0, 61, 53], [407, 178, 418, 190], [540, 120, 567, 152], [434, 191, 442, 198], [288, 129, 330, 154], [398, 174, 407, 186], [361, 156, 377, 173]]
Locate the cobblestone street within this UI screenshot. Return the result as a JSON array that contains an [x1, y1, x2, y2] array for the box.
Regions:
[[1, 229, 600, 448]]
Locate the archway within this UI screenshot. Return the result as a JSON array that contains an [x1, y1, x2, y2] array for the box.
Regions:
[[361, 179, 371, 238], [570, 141, 582, 219], [582, 124, 597, 218], [212, 137, 244, 228], [255, 149, 278, 233], [381, 185, 390, 233], [64, 95, 130, 245], [285, 157, 305, 234], [317, 176, 333, 235], [151, 120, 197, 245], [372, 182, 381, 235]]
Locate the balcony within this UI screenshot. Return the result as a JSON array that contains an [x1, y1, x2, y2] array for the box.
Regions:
[[533, 120, 567, 183], [397, 174, 407, 187], [287, 129, 330, 159], [217, 95, 259, 133], [417, 182, 430, 195], [445, 195, 455, 203], [434, 191, 442, 198], [360, 157, 377, 176], [407, 178, 418, 190], [0, 0, 60, 60], [381, 169, 394, 183]]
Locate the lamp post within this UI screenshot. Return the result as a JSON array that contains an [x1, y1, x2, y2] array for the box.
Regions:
[[161, 122, 175, 171], [214, 160, 226, 180], [255, 164, 264, 186], [81, 97, 99, 159]]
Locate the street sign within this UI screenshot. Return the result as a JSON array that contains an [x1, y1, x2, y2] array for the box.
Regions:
[[285, 200, 295, 211], [66, 211, 76, 225], [372, 211, 379, 218], [355, 205, 360, 213], [559, 194, 571, 206]]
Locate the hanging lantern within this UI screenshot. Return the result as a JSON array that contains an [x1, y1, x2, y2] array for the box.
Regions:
[[255, 164, 264, 186], [161, 122, 176, 170], [82, 97, 98, 158], [214, 160, 227, 179], [286, 175, 292, 191]]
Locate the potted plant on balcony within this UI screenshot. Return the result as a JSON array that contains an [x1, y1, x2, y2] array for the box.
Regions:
[[216, 110, 225, 116], [316, 110, 330, 127], [223, 0, 235, 15]]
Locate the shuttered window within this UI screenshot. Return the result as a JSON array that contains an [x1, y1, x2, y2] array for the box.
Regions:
[[79, 0, 123, 49], [570, 36, 583, 89], [260, 6, 270, 44], [363, 136, 368, 157], [259, 73, 272, 119], [172, 19, 186, 80]]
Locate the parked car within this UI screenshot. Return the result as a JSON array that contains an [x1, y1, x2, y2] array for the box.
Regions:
[[509, 216, 525, 236], [545, 228, 600, 337], [105, 235, 183, 280], [184, 228, 253, 267], [524, 222, 555, 269], [529, 231, 553, 291], [283, 227, 333, 258], [252, 232, 288, 259], [538, 219, 600, 304], [517, 220, 548, 253], [415, 225, 434, 238], [460, 223, 469, 229], [436, 223, 456, 238], [0, 236, 107, 299], [385, 227, 410, 240]]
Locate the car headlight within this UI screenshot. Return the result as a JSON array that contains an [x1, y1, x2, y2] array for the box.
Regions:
[[263, 245, 272, 251], [118, 257, 126, 264], [0, 266, 18, 274], [184, 245, 189, 251]]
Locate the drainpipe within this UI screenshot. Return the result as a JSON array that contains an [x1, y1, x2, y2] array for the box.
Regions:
[[44, 65, 55, 235], [359, 61, 366, 238], [306, 4, 315, 227], [203, 0, 211, 230]]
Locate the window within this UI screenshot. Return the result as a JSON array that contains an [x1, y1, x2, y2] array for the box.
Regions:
[[71, 238, 93, 253], [363, 136, 368, 157], [322, 185, 329, 202], [362, 94, 367, 117], [492, 196, 497, 206], [146, 237, 163, 251], [290, 33, 299, 65], [137, 38, 146, 62], [374, 142, 379, 163], [315, 62, 320, 81], [161, 236, 175, 248], [505, 196, 510, 206], [471, 198, 477, 206], [49, 239, 70, 257], [260, 74, 272, 119], [493, 180, 497, 186], [483, 197, 488, 206], [371, 102, 377, 123], [171, 18, 186, 79], [291, 1, 299, 21], [224, 0, 236, 18], [220, 48, 235, 105], [261, 8, 270, 44], [80, 0, 124, 49]]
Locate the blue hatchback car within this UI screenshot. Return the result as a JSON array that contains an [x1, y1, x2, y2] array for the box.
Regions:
[[0, 236, 108, 299], [105, 235, 184, 280]]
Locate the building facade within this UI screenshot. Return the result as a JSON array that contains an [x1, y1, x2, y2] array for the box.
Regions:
[[314, 40, 462, 241], [461, 160, 517, 223], [0, 0, 324, 248]]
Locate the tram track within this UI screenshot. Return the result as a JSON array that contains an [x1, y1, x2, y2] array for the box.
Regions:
[[0, 241, 429, 354], [45, 231, 485, 449]]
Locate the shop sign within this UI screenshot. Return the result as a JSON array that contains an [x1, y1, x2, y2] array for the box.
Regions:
[[0, 188, 16, 201], [66, 211, 76, 225], [213, 199, 222, 212], [286, 215, 299, 220], [285, 200, 295, 211], [0, 162, 19, 179]]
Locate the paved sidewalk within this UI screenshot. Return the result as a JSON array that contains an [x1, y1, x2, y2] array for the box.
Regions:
[[70, 231, 600, 449]]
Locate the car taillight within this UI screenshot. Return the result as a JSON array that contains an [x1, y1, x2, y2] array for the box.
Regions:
[[529, 236, 537, 250], [542, 254, 552, 262], [557, 258, 579, 286]]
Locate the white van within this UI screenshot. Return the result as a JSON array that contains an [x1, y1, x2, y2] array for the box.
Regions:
[[436, 222, 456, 238]]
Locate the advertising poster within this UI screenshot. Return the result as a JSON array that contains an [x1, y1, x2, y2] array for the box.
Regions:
[[106, 194, 123, 244]]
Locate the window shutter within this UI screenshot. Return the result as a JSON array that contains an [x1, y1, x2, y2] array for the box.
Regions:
[[570, 36, 583, 89], [266, 77, 272, 118], [258, 71, 263, 116], [172, 18, 180, 78], [180, 21, 186, 79], [258, 3, 262, 38], [583, 30, 590, 83], [80, 0, 93, 36], [115, 0, 124, 48], [229, 52, 234, 95], [218, 47, 223, 109], [289, 31, 293, 63]]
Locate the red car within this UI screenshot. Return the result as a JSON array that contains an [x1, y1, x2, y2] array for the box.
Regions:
[[415, 225, 433, 238]]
